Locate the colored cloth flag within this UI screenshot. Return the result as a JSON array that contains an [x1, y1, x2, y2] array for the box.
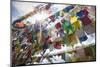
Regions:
[[63, 5, 74, 12]]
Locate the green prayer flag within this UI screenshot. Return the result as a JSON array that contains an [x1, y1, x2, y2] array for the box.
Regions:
[[62, 20, 75, 35]]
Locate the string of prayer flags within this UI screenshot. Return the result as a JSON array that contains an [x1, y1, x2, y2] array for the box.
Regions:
[[11, 2, 96, 65]]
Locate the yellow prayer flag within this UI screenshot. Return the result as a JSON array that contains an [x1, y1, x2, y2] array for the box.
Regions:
[[73, 20, 82, 30], [70, 16, 78, 24]]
